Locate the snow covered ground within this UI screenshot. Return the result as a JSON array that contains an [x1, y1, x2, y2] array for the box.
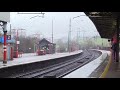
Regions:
[[63, 50, 110, 78], [0, 50, 82, 69]]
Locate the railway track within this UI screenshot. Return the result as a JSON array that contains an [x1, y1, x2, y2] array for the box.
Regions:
[[12, 50, 101, 78]]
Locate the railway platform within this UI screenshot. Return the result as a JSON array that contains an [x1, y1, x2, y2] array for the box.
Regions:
[[1, 49, 119, 78], [105, 61, 120, 78], [104, 53, 120, 78], [87, 51, 120, 78], [64, 50, 120, 78], [0, 50, 82, 69], [63, 50, 110, 78]]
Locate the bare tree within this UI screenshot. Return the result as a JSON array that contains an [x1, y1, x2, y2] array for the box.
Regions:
[[84, 38, 95, 49], [55, 39, 67, 53], [14, 36, 35, 53], [70, 39, 78, 51]]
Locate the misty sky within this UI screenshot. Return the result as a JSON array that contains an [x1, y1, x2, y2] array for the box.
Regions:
[[6, 12, 99, 41]]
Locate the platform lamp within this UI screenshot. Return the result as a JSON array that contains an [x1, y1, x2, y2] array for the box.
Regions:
[[19, 12, 45, 53], [73, 15, 86, 50], [68, 16, 82, 53]]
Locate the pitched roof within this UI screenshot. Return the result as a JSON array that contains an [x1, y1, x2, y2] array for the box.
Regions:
[[39, 38, 51, 44]]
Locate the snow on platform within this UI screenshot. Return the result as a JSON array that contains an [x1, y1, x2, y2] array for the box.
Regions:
[[63, 50, 110, 78], [0, 50, 82, 69]]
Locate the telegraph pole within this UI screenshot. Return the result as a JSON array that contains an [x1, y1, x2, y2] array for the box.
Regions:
[[70, 18, 71, 52], [76, 30, 79, 50], [33, 33, 41, 53], [52, 19, 53, 43], [12, 29, 25, 58], [68, 29, 70, 52], [78, 28, 81, 50], [68, 18, 71, 52]]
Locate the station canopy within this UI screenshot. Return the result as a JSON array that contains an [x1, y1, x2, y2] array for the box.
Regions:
[[84, 12, 120, 39]]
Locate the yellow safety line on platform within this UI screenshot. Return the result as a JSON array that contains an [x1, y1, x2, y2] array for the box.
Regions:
[[99, 51, 112, 78]]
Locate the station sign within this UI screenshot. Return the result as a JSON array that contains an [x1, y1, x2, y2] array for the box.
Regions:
[[7, 35, 11, 40], [17, 41, 20, 44], [0, 36, 15, 43]]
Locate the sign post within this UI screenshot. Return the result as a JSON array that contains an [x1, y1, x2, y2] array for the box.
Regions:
[[0, 12, 10, 64], [3, 22, 7, 64]]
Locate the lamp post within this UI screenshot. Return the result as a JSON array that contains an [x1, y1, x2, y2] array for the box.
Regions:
[[28, 13, 45, 53], [32, 33, 42, 53], [77, 28, 81, 50], [73, 16, 86, 50], [52, 19, 53, 44], [3, 22, 7, 64], [68, 15, 85, 52], [68, 18, 71, 52], [0, 21, 7, 64], [12, 29, 25, 58]]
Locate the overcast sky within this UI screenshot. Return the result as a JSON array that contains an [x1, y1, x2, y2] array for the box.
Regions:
[[6, 12, 99, 41]]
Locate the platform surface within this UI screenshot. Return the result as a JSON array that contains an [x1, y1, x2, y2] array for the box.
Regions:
[[105, 52, 120, 78], [0, 50, 82, 69]]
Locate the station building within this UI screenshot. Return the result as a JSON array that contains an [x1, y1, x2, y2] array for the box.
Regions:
[[37, 38, 56, 54]]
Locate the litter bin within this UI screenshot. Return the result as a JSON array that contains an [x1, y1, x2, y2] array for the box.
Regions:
[[13, 51, 18, 58]]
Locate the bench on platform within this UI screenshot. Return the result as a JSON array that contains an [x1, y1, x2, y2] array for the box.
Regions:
[[18, 52, 23, 57]]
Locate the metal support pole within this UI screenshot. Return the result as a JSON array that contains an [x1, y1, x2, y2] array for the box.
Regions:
[[68, 18, 71, 52], [77, 30, 80, 50], [79, 30, 81, 50], [68, 29, 70, 52], [77, 30, 79, 50], [3, 22, 7, 64], [34, 43, 37, 53], [34, 43, 35, 53], [69, 18, 71, 52], [51, 20, 54, 54], [52, 19, 53, 44]]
